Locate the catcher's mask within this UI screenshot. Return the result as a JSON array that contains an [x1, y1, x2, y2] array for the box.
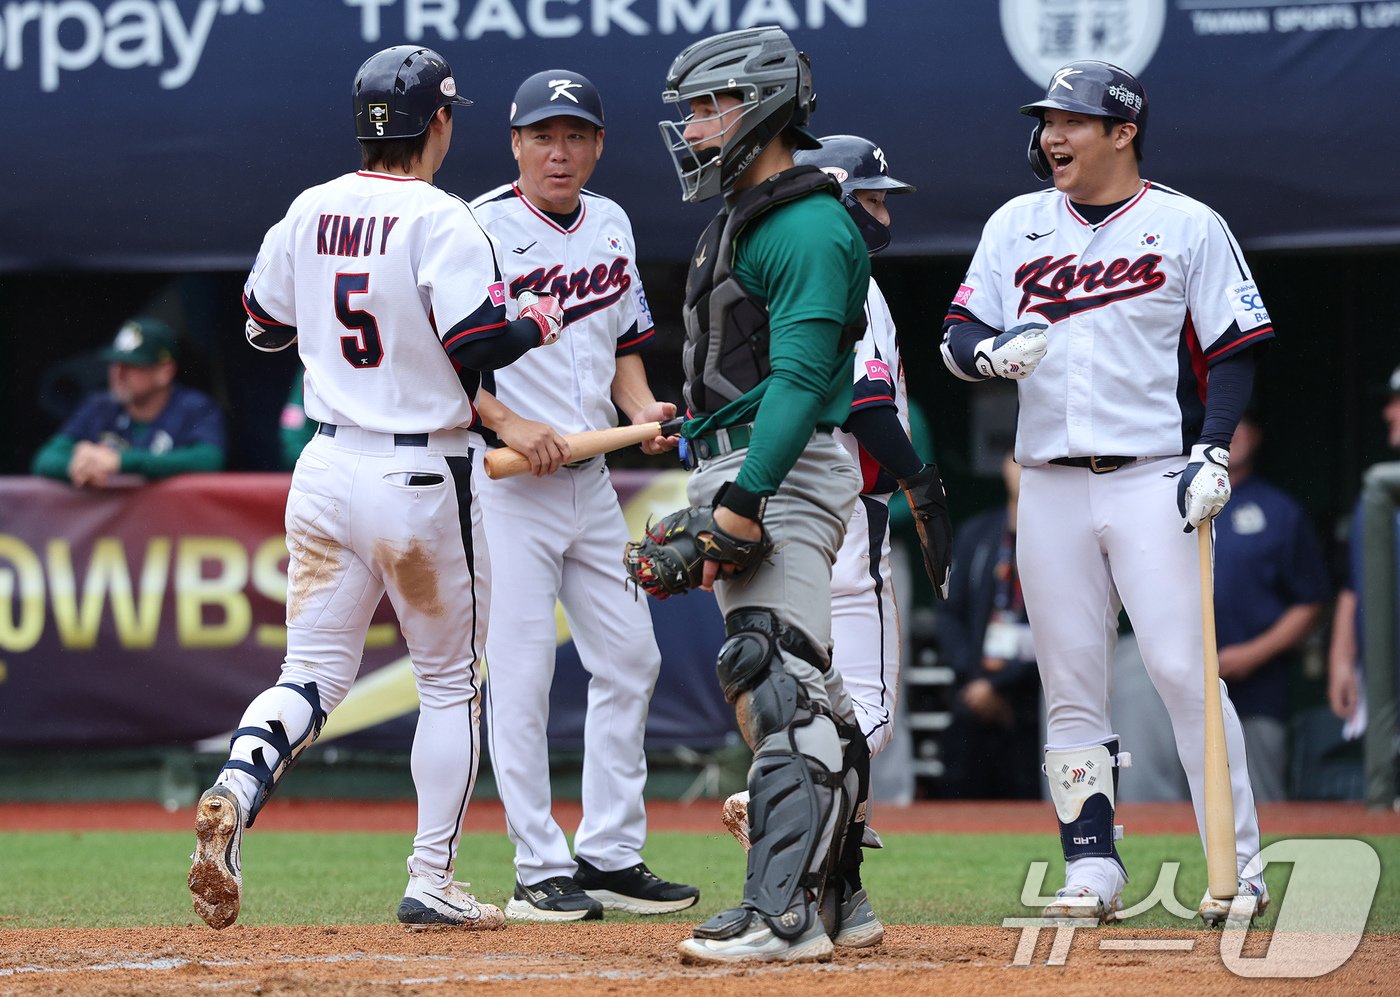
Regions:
[[658, 25, 819, 203]]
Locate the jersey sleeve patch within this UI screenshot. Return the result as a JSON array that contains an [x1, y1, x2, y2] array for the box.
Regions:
[[862, 358, 893, 386], [953, 283, 975, 306], [1228, 280, 1270, 330]]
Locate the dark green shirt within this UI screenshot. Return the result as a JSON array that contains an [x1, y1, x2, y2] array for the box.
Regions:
[[685, 189, 869, 495]]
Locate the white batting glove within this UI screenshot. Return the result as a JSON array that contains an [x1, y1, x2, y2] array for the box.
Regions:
[[972, 323, 1048, 379], [517, 289, 564, 346], [1177, 444, 1231, 533]]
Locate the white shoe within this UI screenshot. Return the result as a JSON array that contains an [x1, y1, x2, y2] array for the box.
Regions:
[[1198, 879, 1270, 927], [720, 791, 751, 851], [678, 907, 833, 965], [1041, 885, 1122, 923], [189, 785, 244, 930], [397, 877, 506, 931]]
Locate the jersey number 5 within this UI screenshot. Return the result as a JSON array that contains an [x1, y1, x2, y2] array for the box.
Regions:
[[336, 273, 384, 368]]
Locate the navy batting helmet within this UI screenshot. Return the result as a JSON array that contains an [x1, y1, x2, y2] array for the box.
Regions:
[[794, 135, 915, 255], [353, 45, 473, 141], [1019, 61, 1148, 181], [510, 70, 604, 128]]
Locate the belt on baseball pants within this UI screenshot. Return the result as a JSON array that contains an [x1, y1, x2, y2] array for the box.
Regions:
[[685, 424, 833, 467], [1048, 455, 1138, 473], [689, 423, 755, 462], [318, 423, 429, 447]]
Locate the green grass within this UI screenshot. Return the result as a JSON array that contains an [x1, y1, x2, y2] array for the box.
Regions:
[[2, 831, 1397, 932]]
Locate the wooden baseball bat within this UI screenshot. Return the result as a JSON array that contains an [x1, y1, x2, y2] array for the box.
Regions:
[[1199, 526, 1239, 900], [483, 416, 684, 480]]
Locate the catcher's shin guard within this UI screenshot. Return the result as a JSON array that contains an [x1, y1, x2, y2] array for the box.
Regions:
[[743, 745, 839, 940], [1044, 738, 1130, 873], [222, 681, 328, 826], [830, 720, 871, 892]]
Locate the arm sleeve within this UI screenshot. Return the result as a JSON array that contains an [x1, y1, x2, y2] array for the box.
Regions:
[[447, 318, 540, 371], [843, 405, 923, 480], [121, 442, 225, 479], [733, 199, 869, 495], [736, 318, 845, 495], [1199, 348, 1256, 447], [31, 435, 75, 480]]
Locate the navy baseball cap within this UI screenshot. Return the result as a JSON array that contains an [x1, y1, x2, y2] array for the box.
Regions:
[[510, 70, 604, 128], [100, 317, 176, 365]]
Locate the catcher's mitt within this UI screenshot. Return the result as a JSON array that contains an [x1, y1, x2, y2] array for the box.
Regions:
[[624, 505, 773, 599]]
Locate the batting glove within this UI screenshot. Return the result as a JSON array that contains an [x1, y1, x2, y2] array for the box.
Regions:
[[245, 316, 297, 352], [1177, 444, 1231, 533], [972, 323, 1048, 379], [517, 289, 564, 346]]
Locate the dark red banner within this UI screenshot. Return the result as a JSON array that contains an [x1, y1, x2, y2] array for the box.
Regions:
[[0, 472, 733, 750]]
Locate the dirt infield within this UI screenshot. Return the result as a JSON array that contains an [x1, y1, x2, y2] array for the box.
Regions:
[[3, 800, 1396, 995], [0, 924, 1395, 996], [6, 797, 1400, 836]]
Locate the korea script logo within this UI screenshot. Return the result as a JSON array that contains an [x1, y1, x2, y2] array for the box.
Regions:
[[1015, 253, 1166, 322]]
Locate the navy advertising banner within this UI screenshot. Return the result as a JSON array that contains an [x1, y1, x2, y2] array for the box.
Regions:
[[0, 470, 734, 751], [3, 0, 1398, 272]]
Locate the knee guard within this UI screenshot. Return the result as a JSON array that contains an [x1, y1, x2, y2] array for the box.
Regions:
[[1045, 738, 1130, 872], [223, 681, 327, 826], [717, 607, 828, 705]]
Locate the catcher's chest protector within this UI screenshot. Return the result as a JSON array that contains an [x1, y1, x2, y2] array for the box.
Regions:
[[681, 166, 847, 415]]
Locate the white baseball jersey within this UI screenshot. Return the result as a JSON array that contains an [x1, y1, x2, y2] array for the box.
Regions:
[[831, 277, 909, 756], [217, 168, 514, 893], [468, 184, 653, 432], [944, 179, 1270, 888], [467, 181, 663, 884], [245, 170, 508, 434], [947, 182, 1274, 466], [835, 278, 911, 497]]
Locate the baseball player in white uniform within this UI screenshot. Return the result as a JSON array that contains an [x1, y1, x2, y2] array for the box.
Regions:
[[187, 45, 566, 932], [468, 69, 697, 922], [720, 136, 953, 947], [941, 61, 1273, 926]]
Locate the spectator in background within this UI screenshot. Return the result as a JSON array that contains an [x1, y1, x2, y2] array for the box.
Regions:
[[1214, 410, 1330, 801], [279, 367, 316, 469], [1329, 365, 1400, 728], [31, 317, 225, 487], [935, 451, 1042, 799]]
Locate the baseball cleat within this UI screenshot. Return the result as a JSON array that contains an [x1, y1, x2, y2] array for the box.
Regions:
[[574, 856, 699, 914], [720, 791, 751, 850], [505, 876, 604, 922], [677, 906, 833, 965], [1041, 885, 1122, 924], [188, 785, 244, 930], [397, 877, 505, 930], [831, 887, 885, 948], [1198, 879, 1270, 927]]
